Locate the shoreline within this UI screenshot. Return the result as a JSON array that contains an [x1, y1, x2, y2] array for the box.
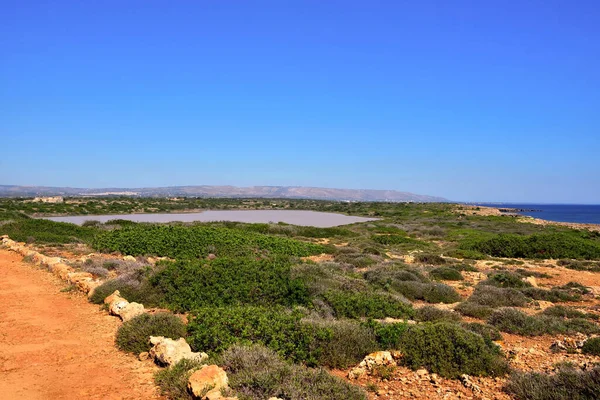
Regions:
[[457, 205, 600, 232]]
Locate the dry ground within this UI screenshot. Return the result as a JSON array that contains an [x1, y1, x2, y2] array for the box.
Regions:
[[0, 249, 162, 400]]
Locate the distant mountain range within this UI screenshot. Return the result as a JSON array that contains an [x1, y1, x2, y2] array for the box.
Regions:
[[0, 185, 448, 202]]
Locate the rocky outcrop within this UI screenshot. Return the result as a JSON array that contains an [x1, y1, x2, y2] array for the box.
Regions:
[[148, 336, 208, 367], [187, 365, 233, 400], [348, 351, 400, 379]]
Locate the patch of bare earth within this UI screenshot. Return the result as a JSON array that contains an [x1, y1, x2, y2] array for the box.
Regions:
[[0, 249, 162, 400]]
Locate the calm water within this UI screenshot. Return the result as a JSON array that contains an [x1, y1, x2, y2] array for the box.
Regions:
[[44, 210, 378, 228], [477, 203, 600, 224]]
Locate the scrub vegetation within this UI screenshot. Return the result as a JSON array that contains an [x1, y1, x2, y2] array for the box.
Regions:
[[2, 197, 600, 400]]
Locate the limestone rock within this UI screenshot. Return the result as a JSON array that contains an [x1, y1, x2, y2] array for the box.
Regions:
[[51, 263, 73, 280], [67, 272, 93, 285], [123, 255, 137, 262], [349, 351, 397, 379], [149, 336, 208, 366], [119, 302, 145, 322], [104, 290, 122, 305], [524, 276, 538, 287], [460, 374, 481, 393], [187, 365, 228, 399]]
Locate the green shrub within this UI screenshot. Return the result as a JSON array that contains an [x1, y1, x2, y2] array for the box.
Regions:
[[220, 345, 367, 400], [482, 272, 531, 288], [542, 305, 598, 320], [0, 218, 96, 244], [396, 322, 508, 378], [488, 308, 600, 336], [450, 263, 479, 272], [520, 287, 581, 302], [430, 267, 463, 281], [557, 259, 600, 272], [445, 249, 487, 260], [581, 337, 600, 356], [463, 233, 600, 260], [414, 253, 447, 265], [150, 257, 309, 312], [372, 234, 414, 245], [467, 285, 529, 308], [321, 290, 413, 319], [364, 265, 429, 285], [366, 320, 409, 350], [391, 281, 461, 304], [116, 313, 187, 355], [93, 224, 327, 259], [302, 319, 379, 368], [461, 322, 502, 342], [455, 302, 494, 319], [154, 359, 205, 400], [415, 306, 461, 323], [505, 365, 600, 400], [89, 276, 164, 306]]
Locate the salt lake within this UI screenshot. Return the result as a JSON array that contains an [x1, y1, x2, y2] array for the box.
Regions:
[[44, 210, 377, 227]]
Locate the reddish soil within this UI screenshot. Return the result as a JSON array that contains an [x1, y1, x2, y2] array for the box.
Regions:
[[0, 250, 162, 400]]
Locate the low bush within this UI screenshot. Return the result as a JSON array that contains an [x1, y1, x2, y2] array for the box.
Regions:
[[366, 320, 409, 350], [482, 272, 531, 288], [93, 224, 327, 259], [391, 281, 461, 304], [372, 234, 414, 245], [188, 306, 378, 367], [463, 232, 600, 260], [461, 322, 502, 342], [150, 257, 309, 312], [467, 285, 529, 309], [581, 337, 600, 356], [504, 365, 600, 400], [321, 290, 413, 319], [154, 359, 205, 400], [415, 306, 461, 323], [414, 253, 447, 265], [520, 287, 581, 302], [430, 267, 463, 281], [449, 263, 479, 272], [364, 265, 429, 285], [444, 249, 487, 260], [557, 259, 600, 272], [116, 313, 187, 355], [89, 275, 164, 306], [488, 308, 600, 336], [455, 302, 495, 319], [396, 322, 508, 378], [0, 218, 96, 244], [220, 345, 367, 400], [302, 318, 379, 368], [542, 305, 599, 320]]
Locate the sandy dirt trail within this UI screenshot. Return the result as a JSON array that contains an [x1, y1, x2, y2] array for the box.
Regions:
[[0, 249, 161, 400]]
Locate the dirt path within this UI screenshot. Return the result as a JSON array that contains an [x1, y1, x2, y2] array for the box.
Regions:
[[0, 250, 161, 400]]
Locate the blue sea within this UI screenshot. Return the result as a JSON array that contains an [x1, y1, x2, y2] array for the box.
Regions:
[[475, 204, 600, 225]]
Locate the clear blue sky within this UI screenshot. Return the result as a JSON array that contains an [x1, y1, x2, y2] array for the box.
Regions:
[[1, 1, 599, 203]]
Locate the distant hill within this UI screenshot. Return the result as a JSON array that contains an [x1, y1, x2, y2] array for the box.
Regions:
[[0, 185, 448, 202]]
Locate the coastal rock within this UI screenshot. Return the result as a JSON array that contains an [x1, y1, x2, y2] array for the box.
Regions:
[[187, 365, 228, 399], [149, 336, 208, 366]]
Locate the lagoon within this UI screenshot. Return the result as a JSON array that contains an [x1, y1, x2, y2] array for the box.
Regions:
[[44, 210, 377, 227]]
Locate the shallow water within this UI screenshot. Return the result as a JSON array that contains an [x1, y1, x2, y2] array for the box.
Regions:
[[44, 210, 377, 227]]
